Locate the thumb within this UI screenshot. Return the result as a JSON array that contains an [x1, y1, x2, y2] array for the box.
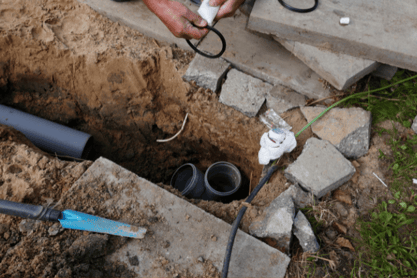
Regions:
[[185, 12, 207, 27], [209, 0, 224, 7]]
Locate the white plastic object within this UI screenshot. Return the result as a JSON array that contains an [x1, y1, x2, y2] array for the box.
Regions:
[[413, 178, 417, 185], [340, 17, 350, 25], [258, 128, 297, 165], [198, 0, 220, 26]]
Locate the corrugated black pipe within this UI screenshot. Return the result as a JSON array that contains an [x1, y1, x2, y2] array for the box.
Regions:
[[0, 104, 93, 159], [0, 199, 62, 222], [221, 164, 279, 278]]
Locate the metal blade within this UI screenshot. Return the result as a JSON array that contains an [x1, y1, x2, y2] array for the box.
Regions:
[[59, 210, 146, 239]]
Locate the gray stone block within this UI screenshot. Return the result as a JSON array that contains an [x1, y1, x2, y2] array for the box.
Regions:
[[266, 85, 307, 114], [249, 192, 295, 253], [183, 55, 230, 92], [284, 138, 356, 198], [248, 0, 417, 72], [293, 211, 320, 253], [280, 184, 317, 209], [219, 69, 272, 117], [300, 107, 372, 159], [275, 38, 379, 90], [60, 157, 290, 277], [372, 64, 398, 81], [412, 115, 417, 134]]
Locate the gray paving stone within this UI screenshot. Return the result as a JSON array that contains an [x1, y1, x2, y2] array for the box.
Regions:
[[266, 85, 307, 114], [219, 69, 272, 117], [284, 138, 356, 198], [372, 64, 398, 80], [275, 38, 379, 90], [300, 107, 371, 159], [183, 55, 230, 92], [249, 192, 295, 253], [293, 211, 320, 253], [412, 115, 417, 134], [60, 157, 290, 277], [280, 184, 317, 209], [248, 0, 417, 72], [198, 11, 332, 100]]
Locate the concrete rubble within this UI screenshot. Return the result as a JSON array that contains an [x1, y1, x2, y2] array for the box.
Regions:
[[372, 64, 398, 81], [249, 191, 295, 253], [60, 157, 290, 277], [219, 69, 273, 117], [300, 106, 372, 159], [266, 85, 306, 114], [183, 55, 230, 92], [279, 183, 317, 209], [293, 211, 320, 253], [274, 37, 379, 90], [284, 138, 356, 198], [412, 115, 417, 134]]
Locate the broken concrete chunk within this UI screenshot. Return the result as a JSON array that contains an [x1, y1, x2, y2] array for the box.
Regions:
[[275, 38, 379, 90], [183, 55, 230, 92], [280, 184, 317, 209], [300, 107, 372, 159], [249, 192, 295, 253], [266, 85, 306, 114], [293, 211, 320, 253], [412, 115, 417, 134], [219, 69, 272, 117], [284, 138, 356, 198], [18, 219, 40, 234], [372, 64, 398, 81]]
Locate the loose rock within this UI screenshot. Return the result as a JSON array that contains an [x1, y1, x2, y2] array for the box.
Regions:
[[280, 183, 317, 209], [68, 234, 109, 261], [128, 255, 139, 266], [333, 202, 348, 217], [325, 227, 338, 240], [284, 138, 356, 198], [293, 211, 320, 253], [300, 107, 372, 159], [18, 219, 40, 234], [332, 222, 347, 234], [0, 223, 9, 236], [48, 223, 65, 236], [333, 189, 352, 205], [266, 85, 306, 114]]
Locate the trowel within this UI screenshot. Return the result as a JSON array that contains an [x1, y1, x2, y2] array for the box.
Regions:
[[0, 199, 146, 239]]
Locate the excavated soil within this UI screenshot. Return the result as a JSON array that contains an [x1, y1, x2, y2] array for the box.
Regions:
[[0, 0, 414, 277]]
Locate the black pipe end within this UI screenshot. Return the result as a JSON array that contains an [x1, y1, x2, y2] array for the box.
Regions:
[[81, 136, 94, 160]]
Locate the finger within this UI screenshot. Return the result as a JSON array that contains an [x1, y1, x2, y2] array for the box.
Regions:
[[183, 8, 207, 28], [209, 0, 226, 6], [183, 20, 209, 40], [215, 0, 235, 20]]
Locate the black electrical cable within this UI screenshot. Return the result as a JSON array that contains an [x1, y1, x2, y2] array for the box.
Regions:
[[186, 25, 226, 59], [278, 0, 318, 13], [221, 163, 280, 278]]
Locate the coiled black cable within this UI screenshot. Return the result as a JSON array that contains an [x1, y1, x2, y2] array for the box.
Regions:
[[186, 25, 226, 59], [278, 0, 318, 13], [221, 163, 280, 278]]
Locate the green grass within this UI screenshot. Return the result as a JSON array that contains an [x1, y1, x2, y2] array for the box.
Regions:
[[346, 71, 417, 278]]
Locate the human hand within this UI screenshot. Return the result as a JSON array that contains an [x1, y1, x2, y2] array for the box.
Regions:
[[144, 0, 209, 40], [209, 0, 245, 20]]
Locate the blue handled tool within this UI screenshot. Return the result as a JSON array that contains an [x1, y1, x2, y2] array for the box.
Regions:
[[0, 199, 146, 239]]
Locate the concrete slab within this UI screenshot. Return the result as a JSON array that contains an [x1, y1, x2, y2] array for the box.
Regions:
[[76, 0, 199, 49], [219, 69, 272, 117], [248, 0, 417, 72], [198, 12, 332, 100], [284, 138, 356, 198], [183, 55, 230, 92], [300, 106, 372, 159], [293, 211, 320, 253], [60, 157, 290, 277], [274, 37, 379, 90], [372, 64, 398, 81], [266, 85, 306, 114]]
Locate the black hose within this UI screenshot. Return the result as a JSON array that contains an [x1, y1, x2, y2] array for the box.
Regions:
[[0, 199, 62, 222], [278, 0, 318, 13], [186, 25, 226, 59], [221, 163, 279, 278]]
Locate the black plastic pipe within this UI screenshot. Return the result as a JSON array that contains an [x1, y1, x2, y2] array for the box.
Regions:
[[221, 164, 279, 278], [0, 199, 62, 222], [0, 104, 93, 159]]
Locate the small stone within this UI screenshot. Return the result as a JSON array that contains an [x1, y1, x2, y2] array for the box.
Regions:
[[48, 223, 64, 236], [332, 222, 347, 234], [129, 255, 139, 266], [38, 156, 50, 169], [3, 232, 10, 240], [333, 190, 352, 205], [198, 256, 205, 263], [211, 235, 217, 242], [19, 219, 40, 234], [0, 223, 9, 236], [333, 202, 348, 217], [284, 138, 356, 198], [412, 115, 417, 134], [219, 69, 273, 118], [351, 160, 360, 168], [293, 211, 320, 253], [325, 227, 338, 240]]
